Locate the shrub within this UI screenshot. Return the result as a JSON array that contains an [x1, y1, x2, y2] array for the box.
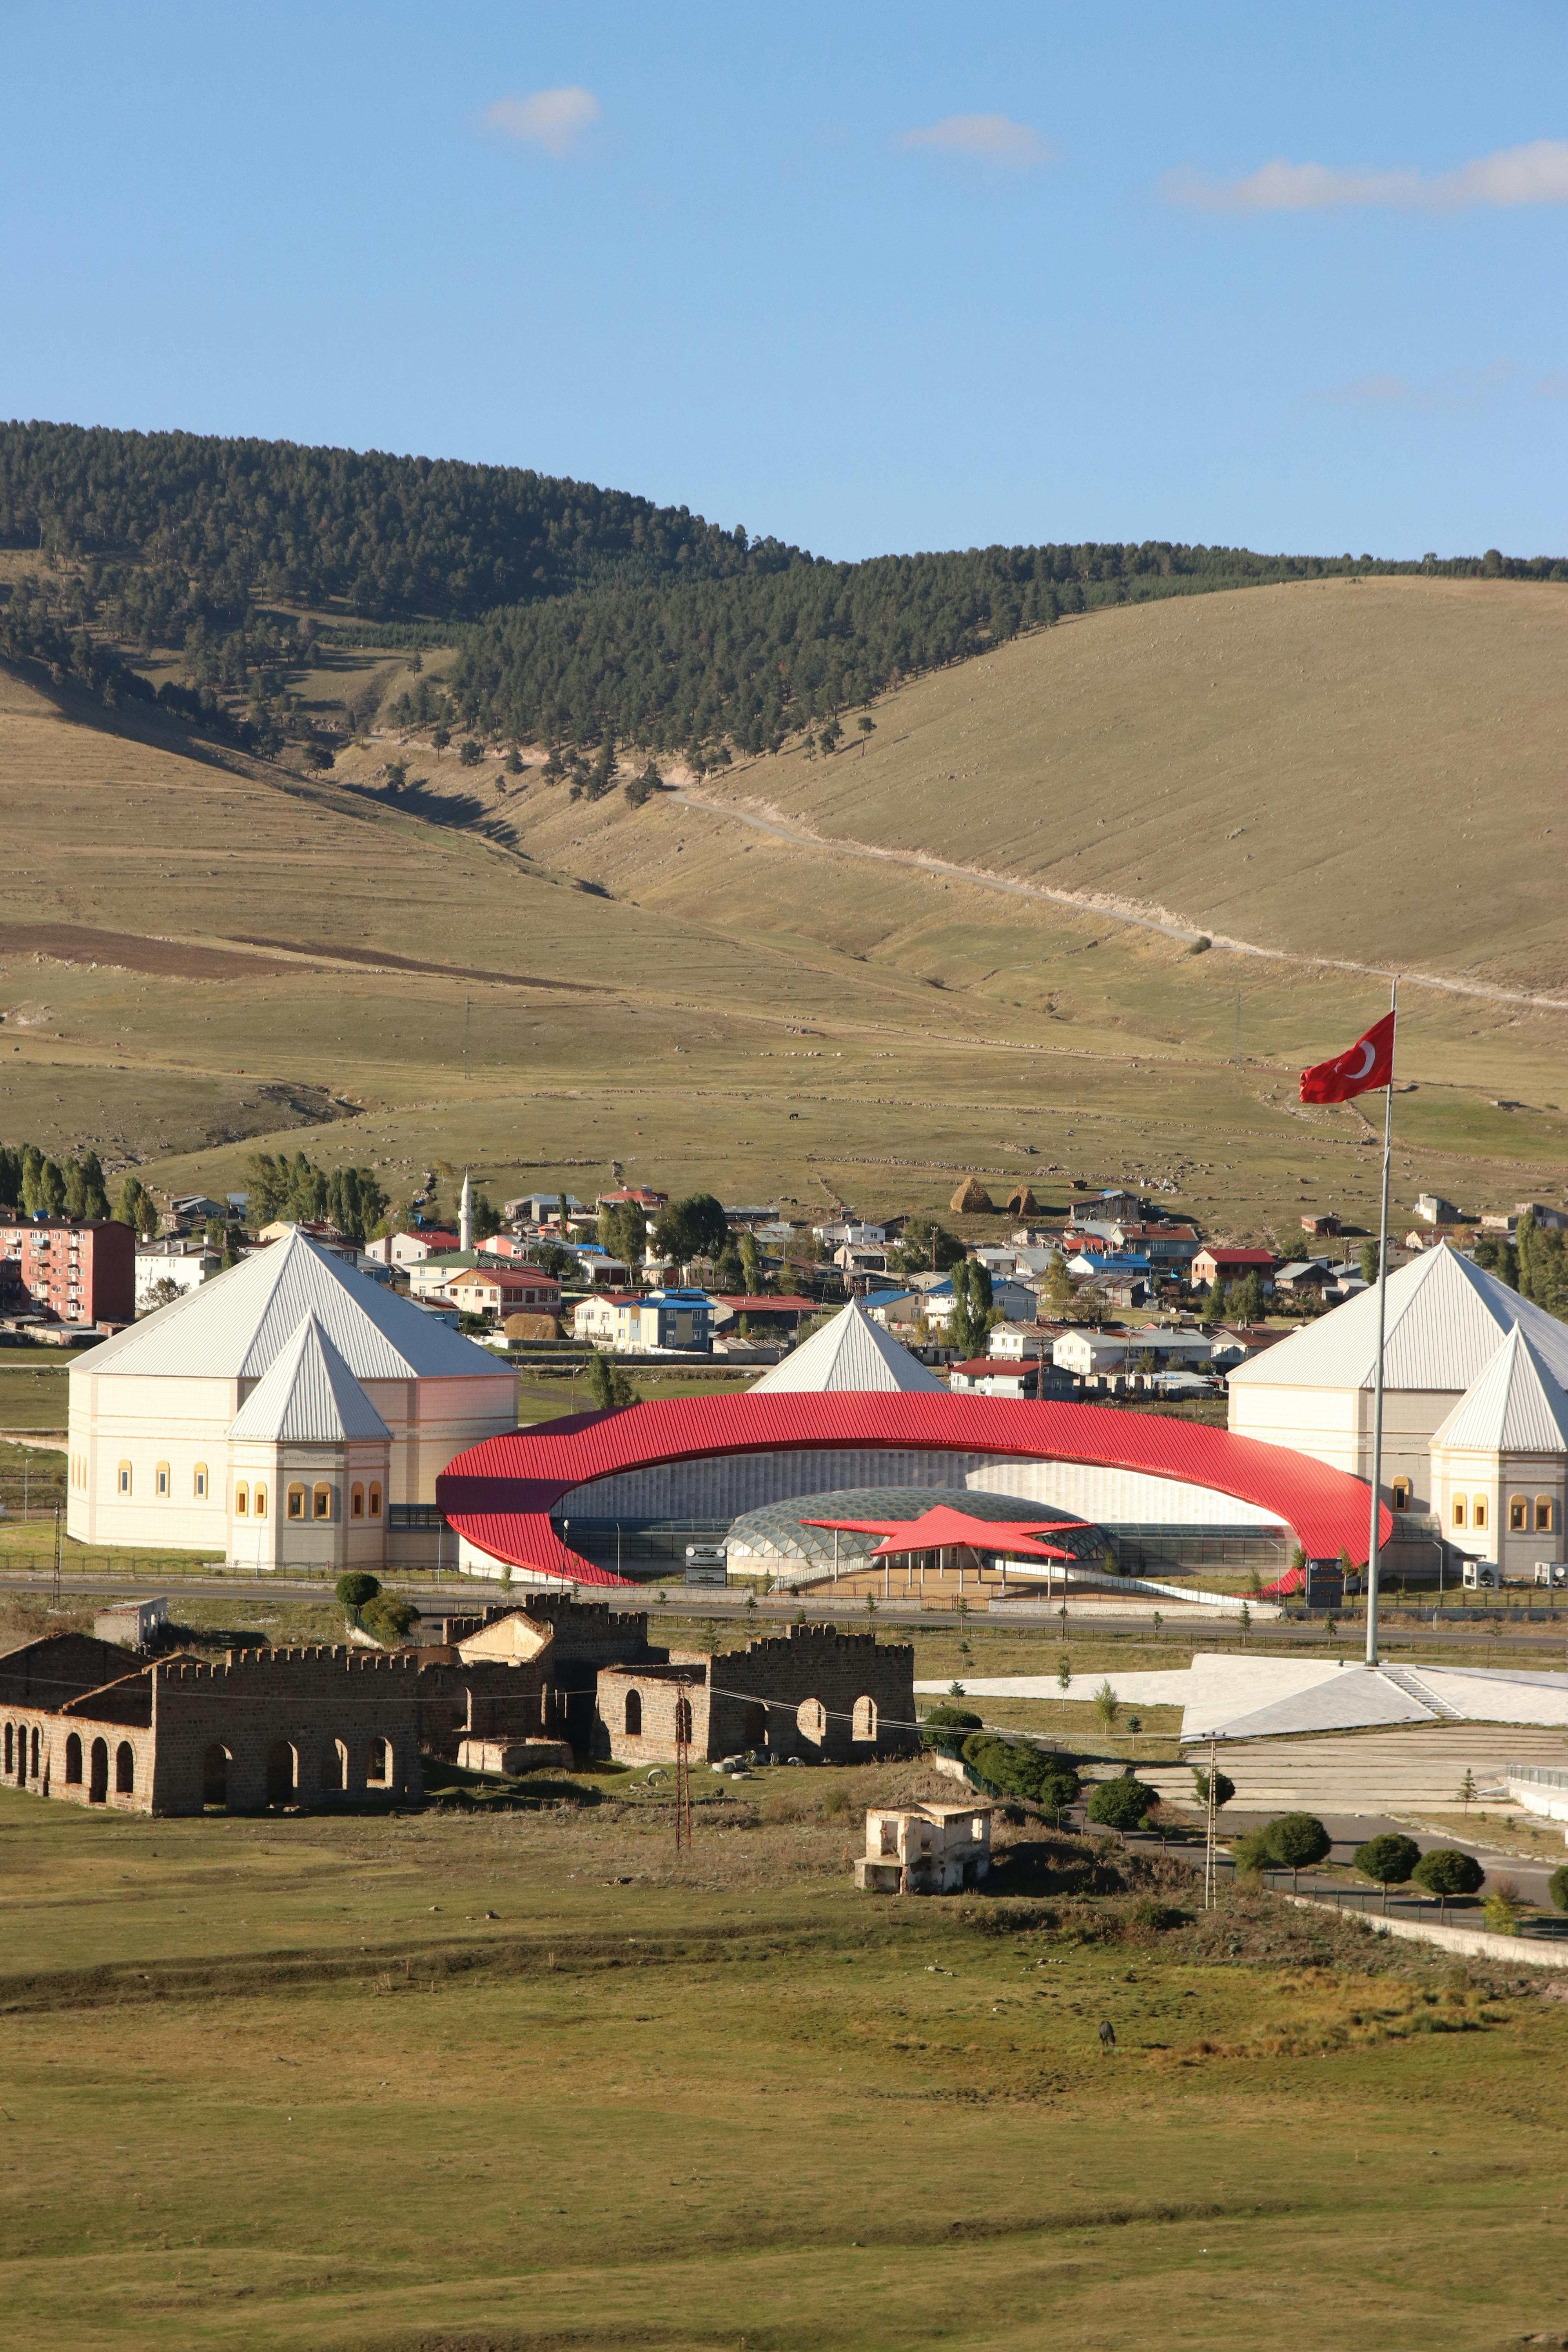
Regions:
[[1228, 1827, 1274, 1876], [1411, 1847, 1485, 1920], [1482, 1887, 1522, 1937], [1086, 1777, 1156, 1832], [1353, 1832, 1420, 1908], [920, 1704, 982, 1749], [360, 1595, 417, 1647], [335, 1572, 381, 1612], [1130, 1896, 1188, 1933], [960, 1735, 1079, 1811], [1191, 1765, 1236, 1811], [1265, 1812, 1332, 1891], [1549, 1863, 1568, 1915]]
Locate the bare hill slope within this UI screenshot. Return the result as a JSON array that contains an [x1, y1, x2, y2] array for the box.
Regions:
[[693, 577, 1568, 995]]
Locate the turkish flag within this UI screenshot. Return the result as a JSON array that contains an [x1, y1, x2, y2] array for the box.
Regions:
[[1300, 1010, 1396, 1103]]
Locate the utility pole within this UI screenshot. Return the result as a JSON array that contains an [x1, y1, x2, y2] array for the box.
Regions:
[[1204, 1733, 1218, 1910], [51, 1504, 63, 1610], [674, 1693, 692, 1854], [1364, 977, 1399, 1668]]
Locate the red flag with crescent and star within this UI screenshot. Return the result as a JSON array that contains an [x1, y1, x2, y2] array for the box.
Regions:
[[1299, 1010, 1396, 1103]]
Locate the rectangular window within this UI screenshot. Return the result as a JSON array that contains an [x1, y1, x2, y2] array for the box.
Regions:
[[1537, 1497, 1555, 1533]]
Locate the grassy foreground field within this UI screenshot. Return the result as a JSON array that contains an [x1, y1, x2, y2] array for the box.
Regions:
[[3, 1753, 1567, 2352], [2, 574, 1567, 1247]]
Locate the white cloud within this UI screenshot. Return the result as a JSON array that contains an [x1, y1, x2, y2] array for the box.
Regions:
[[481, 87, 601, 159], [1168, 138, 1568, 214], [1536, 371, 1568, 398], [1315, 361, 1523, 412], [898, 113, 1052, 168]]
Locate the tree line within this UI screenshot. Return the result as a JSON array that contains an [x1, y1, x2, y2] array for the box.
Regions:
[[245, 1152, 388, 1244], [0, 421, 797, 622]]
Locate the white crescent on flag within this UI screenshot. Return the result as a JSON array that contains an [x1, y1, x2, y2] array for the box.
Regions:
[[1345, 1039, 1376, 1080]]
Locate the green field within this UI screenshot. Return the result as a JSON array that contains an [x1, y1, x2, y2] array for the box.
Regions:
[[2, 1739, 1565, 2352], [2, 575, 1567, 1249]]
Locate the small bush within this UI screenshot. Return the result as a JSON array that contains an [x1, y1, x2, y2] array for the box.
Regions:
[[360, 1595, 417, 1646], [335, 1572, 381, 1611], [1086, 1777, 1156, 1831], [1412, 1847, 1485, 1915], [1549, 1863, 1568, 1915], [1130, 1896, 1189, 1933], [920, 1705, 982, 1748]]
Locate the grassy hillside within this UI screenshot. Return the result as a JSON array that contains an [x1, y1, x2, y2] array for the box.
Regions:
[[1, 570, 1565, 1250]]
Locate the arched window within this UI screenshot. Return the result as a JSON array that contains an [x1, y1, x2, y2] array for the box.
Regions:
[[29, 1727, 38, 1779], [1390, 1478, 1412, 1512], [796, 1697, 826, 1742], [851, 1695, 878, 1741], [287, 1485, 306, 1521], [3, 1724, 11, 1774], [624, 1690, 642, 1736], [155, 1462, 170, 1498], [117, 1461, 132, 1496], [193, 1464, 207, 1499], [321, 1740, 348, 1792], [368, 1482, 382, 1518], [1509, 1495, 1527, 1533], [234, 1481, 249, 1517], [1452, 1496, 1466, 1529], [674, 1695, 693, 1743], [313, 1483, 332, 1521], [1536, 1496, 1555, 1533], [265, 1740, 296, 1806], [254, 1483, 267, 1519], [351, 1484, 365, 1519], [1473, 1494, 1488, 1530], [89, 1738, 109, 1804], [367, 1736, 390, 1785], [203, 1743, 230, 1808], [115, 1742, 134, 1794], [64, 1733, 82, 1784]]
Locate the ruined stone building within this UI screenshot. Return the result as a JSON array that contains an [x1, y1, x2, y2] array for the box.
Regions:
[[0, 1599, 918, 1817]]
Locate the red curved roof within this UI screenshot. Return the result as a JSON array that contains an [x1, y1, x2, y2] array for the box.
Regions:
[[436, 1393, 1388, 1586]]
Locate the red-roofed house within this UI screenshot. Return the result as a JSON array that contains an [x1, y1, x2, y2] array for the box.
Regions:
[[1192, 1247, 1276, 1290], [946, 1356, 1040, 1399]]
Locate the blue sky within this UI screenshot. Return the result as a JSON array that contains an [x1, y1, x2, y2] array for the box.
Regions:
[[5, 2, 1566, 561]]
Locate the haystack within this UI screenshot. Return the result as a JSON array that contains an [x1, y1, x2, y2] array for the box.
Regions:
[[504, 1311, 559, 1343], [949, 1176, 994, 1214], [1005, 1184, 1041, 1217]]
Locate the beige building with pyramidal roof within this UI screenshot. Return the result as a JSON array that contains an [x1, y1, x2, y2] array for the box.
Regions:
[[1228, 1246, 1568, 1561], [67, 1231, 515, 1568]]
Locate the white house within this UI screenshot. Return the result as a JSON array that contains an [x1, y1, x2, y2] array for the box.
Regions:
[[135, 1239, 218, 1310], [1227, 1245, 1568, 1527], [66, 1231, 515, 1568], [1428, 1327, 1568, 1573]]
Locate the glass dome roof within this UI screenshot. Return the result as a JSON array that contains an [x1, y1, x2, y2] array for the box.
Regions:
[[724, 1485, 1106, 1568]]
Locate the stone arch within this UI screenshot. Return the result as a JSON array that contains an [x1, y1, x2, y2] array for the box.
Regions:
[[3, 1723, 11, 1775], [740, 1700, 766, 1748], [203, 1742, 230, 1808], [851, 1695, 878, 1742], [265, 1740, 297, 1806], [89, 1738, 109, 1804], [64, 1732, 83, 1784], [321, 1740, 348, 1793], [796, 1696, 827, 1749], [367, 1735, 390, 1785], [29, 1727, 39, 1780], [624, 1690, 642, 1736], [115, 1741, 135, 1795]]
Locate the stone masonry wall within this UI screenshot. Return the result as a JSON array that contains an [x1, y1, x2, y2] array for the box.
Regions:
[[150, 1646, 425, 1815]]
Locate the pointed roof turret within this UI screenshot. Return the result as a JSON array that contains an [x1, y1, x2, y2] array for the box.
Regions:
[[228, 1311, 392, 1444], [1227, 1245, 1568, 1394], [750, 1298, 946, 1394], [1431, 1326, 1568, 1455]]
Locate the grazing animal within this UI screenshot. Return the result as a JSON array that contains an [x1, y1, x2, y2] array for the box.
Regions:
[[1098, 2019, 1116, 2053]]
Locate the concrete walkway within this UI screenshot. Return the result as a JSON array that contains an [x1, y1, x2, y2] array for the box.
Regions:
[[1140, 1724, 1568, 1814]]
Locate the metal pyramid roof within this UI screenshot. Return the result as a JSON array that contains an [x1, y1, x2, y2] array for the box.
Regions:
[[749, 1298, 946, 1394], [83, 1229, 503, 1382], [1430, 1326, 1568, 1455], [1226, 1244, 1568, 1394], [228, 1312, 392, 1444]]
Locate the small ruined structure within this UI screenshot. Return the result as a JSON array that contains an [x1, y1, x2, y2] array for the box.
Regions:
[[950, 1177, 994, 1215], [855, 1802, 993, 1894]]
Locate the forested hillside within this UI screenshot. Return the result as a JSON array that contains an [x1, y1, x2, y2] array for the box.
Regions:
[[2, 419, 1565, 768]]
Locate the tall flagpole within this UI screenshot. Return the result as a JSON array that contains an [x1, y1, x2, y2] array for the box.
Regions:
[[1364, 976, 1398, 1667]]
